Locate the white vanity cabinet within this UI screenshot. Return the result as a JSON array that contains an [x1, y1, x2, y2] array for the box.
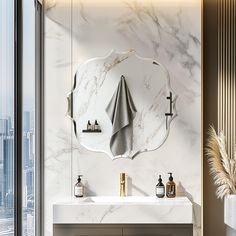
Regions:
[[53, 197, 193, 236]]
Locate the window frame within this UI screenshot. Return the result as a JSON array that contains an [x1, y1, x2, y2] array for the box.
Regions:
[[14, 0, 44, 235], [14, 0, 23, 235], [35, 1, 44, 236]]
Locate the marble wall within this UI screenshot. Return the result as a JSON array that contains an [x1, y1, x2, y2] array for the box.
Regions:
[[45, 0, 201, 235]]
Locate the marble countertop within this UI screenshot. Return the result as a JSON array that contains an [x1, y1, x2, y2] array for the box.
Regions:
[[53, 196, 192, 224]]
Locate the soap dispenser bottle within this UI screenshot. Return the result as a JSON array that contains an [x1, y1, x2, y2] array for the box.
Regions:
[[74, 175, 84, 198], [166, 173, 176, 198], [156, 175, 165, 198]]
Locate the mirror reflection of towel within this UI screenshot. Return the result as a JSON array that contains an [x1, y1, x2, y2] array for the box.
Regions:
[[106, 75, 137, 156]]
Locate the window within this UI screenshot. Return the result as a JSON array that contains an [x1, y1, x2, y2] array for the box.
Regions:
[[0, 1, 15, 235], [0, 0, 43, 235]]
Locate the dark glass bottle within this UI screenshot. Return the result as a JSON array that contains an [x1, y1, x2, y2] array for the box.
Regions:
[[74, 175, 84, 198], [156, 175, 165, 198]]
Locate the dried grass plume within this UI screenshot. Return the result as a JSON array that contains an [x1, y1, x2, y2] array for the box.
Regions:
[[205, 126, 236, 199]]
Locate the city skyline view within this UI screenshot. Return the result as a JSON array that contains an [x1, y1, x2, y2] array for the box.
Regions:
[[0, 0, 36, 235], [0, 112, 35, 236]]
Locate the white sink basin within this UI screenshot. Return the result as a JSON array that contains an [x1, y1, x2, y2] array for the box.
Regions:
[[75, 196, 189, 204], [53, 196, 192, 224], [84, 196, 156, 203]]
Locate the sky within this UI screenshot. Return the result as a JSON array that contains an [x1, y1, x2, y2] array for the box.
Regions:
[[0, 0, 14, 118], [0, 0, 35, 120]]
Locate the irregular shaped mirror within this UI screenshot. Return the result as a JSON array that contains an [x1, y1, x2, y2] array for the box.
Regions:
[[67, 50, 177, 160]]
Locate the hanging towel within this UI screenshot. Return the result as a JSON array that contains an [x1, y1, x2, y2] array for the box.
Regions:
[[106, 75, 137, 156]]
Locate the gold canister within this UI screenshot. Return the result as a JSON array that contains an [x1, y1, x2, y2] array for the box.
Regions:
[[120, 173, 126, 197]]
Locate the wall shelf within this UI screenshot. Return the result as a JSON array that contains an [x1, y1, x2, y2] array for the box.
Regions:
[[82, 130, 102, 133]]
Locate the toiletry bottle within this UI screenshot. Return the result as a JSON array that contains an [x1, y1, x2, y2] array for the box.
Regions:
[[166, 173, 176, 198], [94, 120, 99, 131], [74, 175, 84, 198], [87, 120, 92, 130], [156, 175, 165, 198]]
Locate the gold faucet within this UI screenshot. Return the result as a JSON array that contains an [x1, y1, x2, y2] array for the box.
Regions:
[[120, 173, 126, 197]]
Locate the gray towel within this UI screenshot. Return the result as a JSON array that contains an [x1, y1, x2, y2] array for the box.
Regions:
[[106, 75, 137, 156]]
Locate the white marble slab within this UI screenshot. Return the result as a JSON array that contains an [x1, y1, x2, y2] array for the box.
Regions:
[[53, 196, 192, 224]]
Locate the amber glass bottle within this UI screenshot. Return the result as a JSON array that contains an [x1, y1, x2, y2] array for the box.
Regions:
[[166, 173, 176, 198]]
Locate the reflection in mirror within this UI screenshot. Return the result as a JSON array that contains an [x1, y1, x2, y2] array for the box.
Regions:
[[67, 50, 177, 160]]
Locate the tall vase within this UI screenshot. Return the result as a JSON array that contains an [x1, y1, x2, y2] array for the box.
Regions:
[[225, 194, 236, 236]]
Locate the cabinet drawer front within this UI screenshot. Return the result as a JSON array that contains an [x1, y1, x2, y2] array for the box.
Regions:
[[54, 225, 122, 236], [123, 225, 193, 236]]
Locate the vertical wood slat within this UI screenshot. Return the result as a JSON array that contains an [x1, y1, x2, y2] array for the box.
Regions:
[[218, 0, 236, 159], [234, 0, 235, 155]]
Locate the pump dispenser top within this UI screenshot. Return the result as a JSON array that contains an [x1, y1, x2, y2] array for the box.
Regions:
[[77, 175, 83, 182], [168, 173, 173, 181]]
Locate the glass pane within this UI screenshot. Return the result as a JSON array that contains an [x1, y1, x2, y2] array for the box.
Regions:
[[0, 1, 15, 236], [22, 0, 35, 235]]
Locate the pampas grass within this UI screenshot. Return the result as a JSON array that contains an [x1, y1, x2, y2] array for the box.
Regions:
[[205, 126, 236, 199]]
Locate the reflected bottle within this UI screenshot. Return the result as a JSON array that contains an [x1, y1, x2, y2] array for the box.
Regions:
[[94, 120, 100, 131], [87, 120, 92, 130]]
